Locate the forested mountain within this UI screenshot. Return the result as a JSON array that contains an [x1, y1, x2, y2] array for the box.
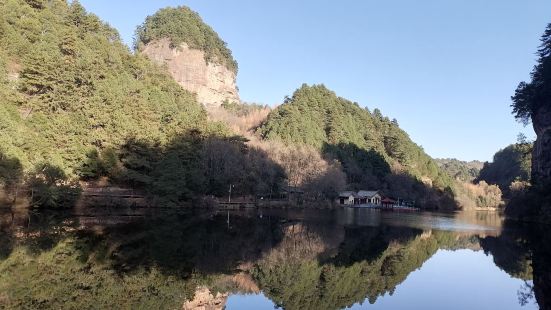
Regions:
[[258, 84, 457, 208], [0, 0, 282, 206], [511, 23, 551, 186], [435, 158, 484, 182], [0, 1, 498, 210], [0, 0, 206, 170]]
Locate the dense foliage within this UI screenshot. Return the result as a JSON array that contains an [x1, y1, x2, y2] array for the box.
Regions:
[[258, 84, 455, 208], [454, 181, 503, 210], [0, 1, 495, 210], [511, 23, 551, 125], [0, 0, 281, 206], [221, 100, 268, 117], [476, 143, 532, 197], [0, 0, 205, 172], [135, 6, 238, 72], [508, 22, 551, 222], [435, 158, 483, 182]]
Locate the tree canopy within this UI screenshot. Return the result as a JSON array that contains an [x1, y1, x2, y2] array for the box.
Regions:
[[0, 0, 206, 173], [435, 158, 484, 182], [135, 6, 238, 72], [257, 84, 454, 196], [0, 0, 283, 206], [512, 23, 551, 125]]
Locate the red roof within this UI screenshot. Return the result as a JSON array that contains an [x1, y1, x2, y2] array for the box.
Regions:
[[381, 197, 395, 203]]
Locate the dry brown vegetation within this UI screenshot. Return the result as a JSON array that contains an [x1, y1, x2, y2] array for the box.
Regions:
[[206, 102, 501, 209], [508, 180, 531, 197], [206, 105, 271, 136], [455, 181, 503, 210], [253, 141, 346, 200], [207, 104, 346, 201], [258, 223, 341, 265]]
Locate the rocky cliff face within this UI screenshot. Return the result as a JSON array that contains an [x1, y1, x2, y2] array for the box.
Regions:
[[182, 287, 228, 310], [141, 38, 239, 107], [531, 104, 551, 185]]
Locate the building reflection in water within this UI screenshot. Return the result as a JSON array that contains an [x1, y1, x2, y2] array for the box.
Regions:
[[0, 208, 548, 310]]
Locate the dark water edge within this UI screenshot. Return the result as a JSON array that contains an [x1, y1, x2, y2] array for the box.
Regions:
[[0, 206, 550, 310]]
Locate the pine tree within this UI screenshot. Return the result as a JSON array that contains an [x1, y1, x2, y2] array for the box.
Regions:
[[512, 23, 551, 124]]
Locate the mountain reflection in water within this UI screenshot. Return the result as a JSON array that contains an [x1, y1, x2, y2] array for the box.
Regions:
[[0, 208, 549, 310]]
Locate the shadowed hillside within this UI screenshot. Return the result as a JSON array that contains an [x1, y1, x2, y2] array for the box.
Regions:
[[257, 84, 468, 209], [477, 142, 532, 197]]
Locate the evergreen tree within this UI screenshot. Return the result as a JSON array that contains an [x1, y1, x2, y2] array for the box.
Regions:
[[258, 84, 455, 200], [135, 6, 238, 72], [512, 23, 551, 125]]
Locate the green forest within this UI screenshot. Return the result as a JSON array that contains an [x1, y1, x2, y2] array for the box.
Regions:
[[1, 2, 551, 309], [258, 84, 452, 186], [0, 0, 527, 211], [257, 84, 492, 209], [0, 0, 283, 207], [435, 158, 483, 182]]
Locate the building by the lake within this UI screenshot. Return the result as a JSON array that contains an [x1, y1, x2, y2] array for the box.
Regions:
[[337, 190, 382, 205]]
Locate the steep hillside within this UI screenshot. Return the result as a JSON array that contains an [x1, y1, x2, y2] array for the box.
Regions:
[[0, 0, 282, 206], [510, 23, 551, 221], [136, 7, 240, 107], [512, 23, 551, 187], [0, 0, 206, 172], [257, 84, 456, 208], [0, 1, 499, 210]]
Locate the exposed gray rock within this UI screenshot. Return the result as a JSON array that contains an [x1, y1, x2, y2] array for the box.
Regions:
[[141, 38, 240, 107], [531, 104, 551, 184]]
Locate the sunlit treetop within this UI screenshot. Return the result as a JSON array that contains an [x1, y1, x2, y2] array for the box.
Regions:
[[512, 23, 551, 125], [135, 6, 238, 73]]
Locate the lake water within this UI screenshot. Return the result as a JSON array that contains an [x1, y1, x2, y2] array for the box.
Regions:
[[0, 207, 549, 309]]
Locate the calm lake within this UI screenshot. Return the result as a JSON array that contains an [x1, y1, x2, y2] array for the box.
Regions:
[[0, 207, 549, 310]]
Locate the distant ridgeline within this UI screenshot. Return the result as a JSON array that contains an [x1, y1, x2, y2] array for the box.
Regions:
[[258, 84, 458, 209], [435, 158, 483, 182]]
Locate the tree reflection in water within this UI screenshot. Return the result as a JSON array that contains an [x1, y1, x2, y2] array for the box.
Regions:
[[0, 208, 548, 309]]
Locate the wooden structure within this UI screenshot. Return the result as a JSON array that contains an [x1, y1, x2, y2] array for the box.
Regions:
[[82, 187, 145, 199], [381, 197, 396, 208], [338, 190, 382, 206]]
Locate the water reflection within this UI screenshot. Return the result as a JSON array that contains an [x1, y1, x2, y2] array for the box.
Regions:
[[0, 207, 548, 309]]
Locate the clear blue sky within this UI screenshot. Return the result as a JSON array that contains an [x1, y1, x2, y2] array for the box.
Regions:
[[79, 0, 550, 162]]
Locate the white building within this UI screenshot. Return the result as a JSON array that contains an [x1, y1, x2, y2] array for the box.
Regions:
[[357, 190, 382, 205], [337, 191, 356, 205], [337, 190, 382, 205]]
